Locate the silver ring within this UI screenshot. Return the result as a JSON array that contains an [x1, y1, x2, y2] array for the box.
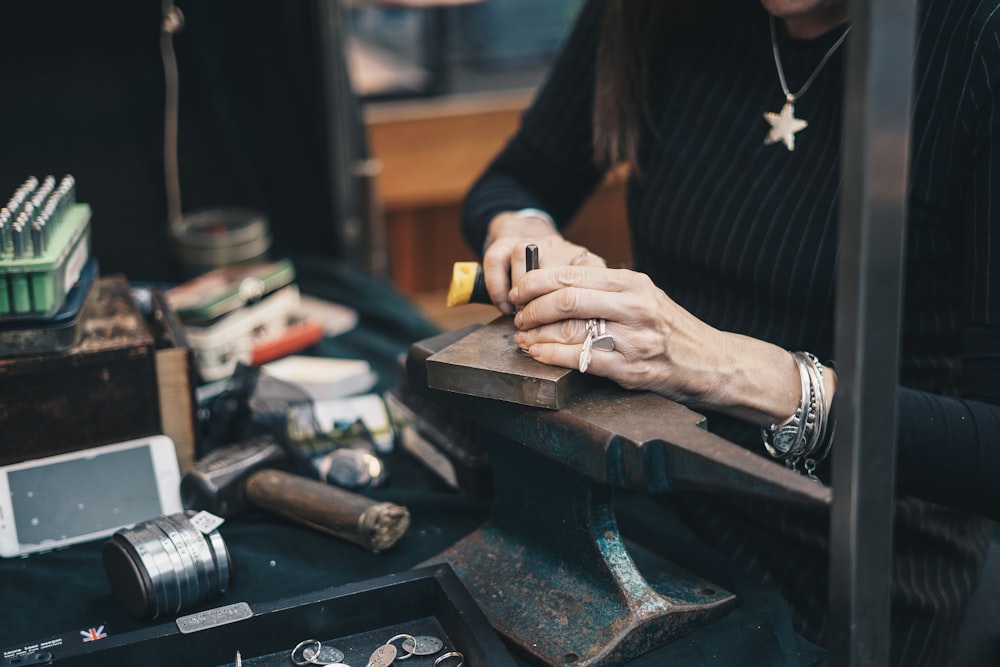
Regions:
[[303, 641, 346, 666], [579, 318, 615, 374], [291, 639, 322, 667], [434, 652, 465, 667], [385, 633, 417, 661], [592, 318, 615, 351]]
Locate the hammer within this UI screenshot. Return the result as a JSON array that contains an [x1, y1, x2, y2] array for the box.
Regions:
[[180, 435, 410, 552]]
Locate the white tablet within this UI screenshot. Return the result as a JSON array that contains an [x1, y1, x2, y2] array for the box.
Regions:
[[0, 435, 182, 557]]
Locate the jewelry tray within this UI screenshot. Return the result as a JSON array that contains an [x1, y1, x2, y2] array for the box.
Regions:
[[34, 564, 518, 666]]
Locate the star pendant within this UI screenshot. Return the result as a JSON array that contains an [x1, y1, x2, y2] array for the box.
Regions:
[[764, 101, 808, 151]]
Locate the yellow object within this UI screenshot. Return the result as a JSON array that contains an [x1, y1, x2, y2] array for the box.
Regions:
[[447, 261, 483, 307]]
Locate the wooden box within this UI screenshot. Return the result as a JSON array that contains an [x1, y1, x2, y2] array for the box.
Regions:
[[0, 275, 161, 466]]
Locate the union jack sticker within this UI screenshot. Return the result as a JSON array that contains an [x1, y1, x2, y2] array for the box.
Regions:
[[80, 626, 107, 642]]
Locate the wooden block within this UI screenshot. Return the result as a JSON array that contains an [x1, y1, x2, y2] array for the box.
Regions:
[[146, 289, 200, 472], [155, 347, 196, 472], [425, 316, 590, 409]]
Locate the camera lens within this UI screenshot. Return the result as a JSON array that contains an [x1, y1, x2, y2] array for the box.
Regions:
[[102, 512, 230, 620]]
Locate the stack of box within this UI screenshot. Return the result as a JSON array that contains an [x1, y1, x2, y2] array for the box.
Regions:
[[165, 259, 325, 383], [0, 176, 183, 467]]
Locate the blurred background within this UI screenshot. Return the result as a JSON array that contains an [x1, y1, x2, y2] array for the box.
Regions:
[[0, 0, 630, 331]]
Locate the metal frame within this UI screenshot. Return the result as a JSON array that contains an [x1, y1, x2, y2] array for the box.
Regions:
[[830, 0, 918, 664], [317, 0, 390, 277]]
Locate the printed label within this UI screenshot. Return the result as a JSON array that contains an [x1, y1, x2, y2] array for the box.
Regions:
[[176, 602, 253, 634], [189, 510, 225, 535]]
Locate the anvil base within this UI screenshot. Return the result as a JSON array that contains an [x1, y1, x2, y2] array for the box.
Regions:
[[425, 433, 735, 667]]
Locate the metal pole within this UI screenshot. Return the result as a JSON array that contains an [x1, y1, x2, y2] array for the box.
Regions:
[[317, 0, 390, 276], [829, 0, 918, 664]]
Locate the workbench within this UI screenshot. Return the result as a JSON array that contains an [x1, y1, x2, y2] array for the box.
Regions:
[[0, 258, 833, 666], [0, 461, 828, 666]]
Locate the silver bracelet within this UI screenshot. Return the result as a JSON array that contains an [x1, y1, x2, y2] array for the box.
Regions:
[[762, 353, 812, 461], [798, 352, 831, 480], [762, 350, 832, 481]]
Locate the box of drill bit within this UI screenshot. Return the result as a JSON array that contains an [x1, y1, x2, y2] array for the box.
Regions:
[[0, 274, 162, 467], [0, 175, 92, 320]]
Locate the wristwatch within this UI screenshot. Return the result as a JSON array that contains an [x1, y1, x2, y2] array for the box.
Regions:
[[764, 419, 802, 458], [763, 400, 816, 459]]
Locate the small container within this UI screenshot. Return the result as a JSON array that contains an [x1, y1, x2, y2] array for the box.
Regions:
[[169, 207, 272, 279]]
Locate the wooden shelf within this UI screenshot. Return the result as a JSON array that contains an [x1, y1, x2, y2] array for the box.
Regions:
[[364, 92, 631, 297]]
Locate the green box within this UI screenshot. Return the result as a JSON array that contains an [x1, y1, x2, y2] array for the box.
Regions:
[[0, 203, 92, 319]]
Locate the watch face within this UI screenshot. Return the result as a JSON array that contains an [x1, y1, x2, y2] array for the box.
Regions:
[[772, 427, 799, 455]]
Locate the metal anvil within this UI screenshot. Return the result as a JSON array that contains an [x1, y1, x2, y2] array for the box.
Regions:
[[408, 319, 830, 666]]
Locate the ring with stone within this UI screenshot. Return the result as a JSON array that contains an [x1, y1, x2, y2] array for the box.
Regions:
[[591, 318, 615, 351], [579, 318, 616, 373]]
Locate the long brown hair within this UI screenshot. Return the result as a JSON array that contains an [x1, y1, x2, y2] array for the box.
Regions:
[[593, 1, 709, 170]]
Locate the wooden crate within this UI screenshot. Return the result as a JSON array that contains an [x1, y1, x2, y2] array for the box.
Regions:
[[0, 275, 162, 466]]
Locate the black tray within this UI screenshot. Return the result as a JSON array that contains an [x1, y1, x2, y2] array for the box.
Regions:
[[7, 565, 516, 666]]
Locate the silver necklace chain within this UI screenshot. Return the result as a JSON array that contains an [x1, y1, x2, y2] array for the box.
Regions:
[[769, 15, 851, 103]]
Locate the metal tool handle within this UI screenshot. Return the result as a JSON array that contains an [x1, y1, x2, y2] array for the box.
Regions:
[[243, 469, 410, 552]]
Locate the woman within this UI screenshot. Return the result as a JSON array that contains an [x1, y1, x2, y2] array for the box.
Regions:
[[461, 0, 1000, 664]]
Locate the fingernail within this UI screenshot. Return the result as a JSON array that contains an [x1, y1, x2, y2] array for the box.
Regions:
[[499, 301, 513, 316]]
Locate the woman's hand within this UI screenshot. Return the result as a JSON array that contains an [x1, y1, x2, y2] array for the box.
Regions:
[[481, 211, 604, 314], [508, 265, 819, 428]]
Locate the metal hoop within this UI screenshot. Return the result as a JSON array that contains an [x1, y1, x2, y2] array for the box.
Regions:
[[291, 639, 322, 667], [384, 633, 417, 661], [434, 651, 465, 667]]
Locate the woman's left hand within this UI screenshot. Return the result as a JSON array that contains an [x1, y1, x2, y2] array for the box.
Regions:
[[509, 265, 803, 426]]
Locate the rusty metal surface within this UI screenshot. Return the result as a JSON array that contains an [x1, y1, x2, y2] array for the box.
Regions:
[[426, 439, 735, 666], [425, 316, 593, 409]]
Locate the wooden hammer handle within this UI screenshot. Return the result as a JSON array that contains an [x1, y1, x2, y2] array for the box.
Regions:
[[243, 469, 410, 552]]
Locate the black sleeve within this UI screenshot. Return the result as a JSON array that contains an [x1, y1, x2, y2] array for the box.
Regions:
[[460, 0, 608, 256], [896, 387, 1000, 520], [894, 7, 1000, 520]]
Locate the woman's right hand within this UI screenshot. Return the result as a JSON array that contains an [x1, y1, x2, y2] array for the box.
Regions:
[[482, 210, 605, 314]]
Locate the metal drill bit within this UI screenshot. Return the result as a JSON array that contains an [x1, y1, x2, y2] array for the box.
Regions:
[[526, 243, 539, 271], [12, 218, 25, 259], [58, 174, 76, 208], [0, 209, 9, 255], [14, 176, 38, 203], [31, 219, 45, 257], [30, 183, 53, 225]]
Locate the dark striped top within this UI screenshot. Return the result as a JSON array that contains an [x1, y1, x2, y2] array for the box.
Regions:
[[462, 0, 1000, 664]]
